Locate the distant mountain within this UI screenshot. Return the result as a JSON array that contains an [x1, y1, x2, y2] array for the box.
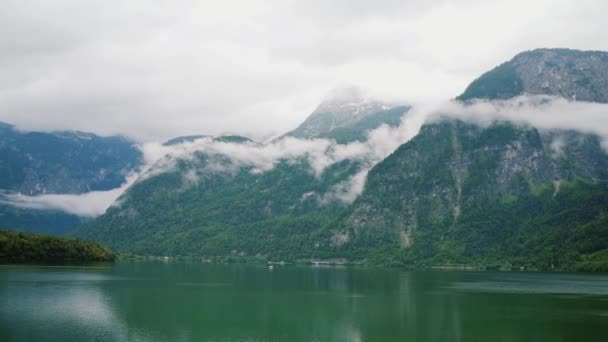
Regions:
[[164, 135, 254, 146], [0, 123, 142, 234], [0, 203, 82, 235], [76, 156, 358, 258], [342, 121, 608, 269], [79, 49, 608, 271], [76, 90, 410, 258], [458, 48, 608, 103], [341, 48, 608, 269], [164, 135, 208, 146], [0, 123, 142, 195], [285, 87, 409, 143]]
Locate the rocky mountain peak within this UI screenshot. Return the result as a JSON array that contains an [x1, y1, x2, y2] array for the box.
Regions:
[[458, 48, 608, 103], [313, 86, 387, 116], [285, 86, 405, 142]]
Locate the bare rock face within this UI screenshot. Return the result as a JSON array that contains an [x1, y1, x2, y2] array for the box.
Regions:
[[342, 48, 608, 267], [459, 48, 608, 103], [285, 86, 409, 143]]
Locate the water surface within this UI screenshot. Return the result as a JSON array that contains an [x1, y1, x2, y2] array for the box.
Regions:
[[1, 262, 607, 341]]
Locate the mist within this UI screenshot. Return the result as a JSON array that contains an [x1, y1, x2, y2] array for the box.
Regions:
[[1, 0, 607, 141], [431, 95, 608, 146], [3, 95, 607, 218], [134, 107, 427, 204], [0, 174, 138, 217]]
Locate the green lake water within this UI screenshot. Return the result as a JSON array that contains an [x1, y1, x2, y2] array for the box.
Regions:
[[1, 262, 607, 341]]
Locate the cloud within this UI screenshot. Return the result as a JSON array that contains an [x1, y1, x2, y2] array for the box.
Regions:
[[0, 0, 607, 141], [0, 174, 139, 217], [320, 170, 370, 204], [431, 96, 608, 142], [134, 107, 427, 203], [3, 95, 607, 217]]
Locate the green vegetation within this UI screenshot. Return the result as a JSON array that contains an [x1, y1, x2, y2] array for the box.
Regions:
[[344, 120, 608, 271], [0, 121, 142, 235], [0, 230, 115, 263], [286, 106, 409, 143], [457, 61, 523, 101], [323, 106, 408, 144], [76, 156, 359, 260], [75, 49, 608, 271], [76, 119, 608, 271]]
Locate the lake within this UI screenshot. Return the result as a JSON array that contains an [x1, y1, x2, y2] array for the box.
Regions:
[[1, 262, 607, 341]]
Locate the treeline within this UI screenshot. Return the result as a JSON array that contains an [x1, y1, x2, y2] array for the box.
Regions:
[[0, 230, 115, 263]]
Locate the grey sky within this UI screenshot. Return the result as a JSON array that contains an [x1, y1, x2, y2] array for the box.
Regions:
[[1, 0, 607, 141]]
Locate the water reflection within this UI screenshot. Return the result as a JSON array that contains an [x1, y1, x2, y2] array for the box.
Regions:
[[0, 268, 151, 341], [1, 264, 608, 341]]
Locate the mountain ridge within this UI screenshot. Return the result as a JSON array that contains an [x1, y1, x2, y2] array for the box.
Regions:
[[458, 48, 608, 103], [27, 48, 608, 270]]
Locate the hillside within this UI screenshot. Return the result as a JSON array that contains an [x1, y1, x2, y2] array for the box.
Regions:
[[0, 124, 142, 234], [339, 48, 608, 269], [75, 91, 409, 258], [285, 87, 409, 143], [78, 48, 608, 270], [0, 230, 115, 263], [0, 123, 142, 195], [342, 121, 608, 270], [458, 48, 608, 102]]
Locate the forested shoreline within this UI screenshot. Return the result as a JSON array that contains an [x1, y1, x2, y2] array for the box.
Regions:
[[0, 230, 115, 263]]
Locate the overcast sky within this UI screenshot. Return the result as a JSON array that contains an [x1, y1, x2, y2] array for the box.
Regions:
[[1, 0, 607, 141]]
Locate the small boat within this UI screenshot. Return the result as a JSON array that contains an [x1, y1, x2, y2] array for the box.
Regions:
[[268, 265, 274, 270]]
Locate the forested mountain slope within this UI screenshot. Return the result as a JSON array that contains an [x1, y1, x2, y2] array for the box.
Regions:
[[0, 123, 142, 234], [80, 49, 608, 271]]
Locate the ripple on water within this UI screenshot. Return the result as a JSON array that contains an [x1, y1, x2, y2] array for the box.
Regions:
[[451, 273, 608, 296]]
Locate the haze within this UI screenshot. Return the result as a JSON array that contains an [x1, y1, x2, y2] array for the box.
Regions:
[[1, 0, 607, 141]]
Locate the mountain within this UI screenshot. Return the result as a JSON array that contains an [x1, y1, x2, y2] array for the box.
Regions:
[[0, 123, 142, 234], [0, 123, 142, 195], [343, 121, 608, 269], [76, 92, 410, 259], [164, 135, 208, 146], [458, 48, 608, 103], [79, 48, 608, 271], [341, 48, 608, 269], [164, 135, 254, 146], [285, 87, 409, 143]]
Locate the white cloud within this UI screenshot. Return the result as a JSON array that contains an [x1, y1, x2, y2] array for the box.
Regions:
[[3, 95, 608, 217], [431, 95, 608, 142], [135, 106, 426, 202], [0, 174, 139, 217], [0, 0, 606, 141]]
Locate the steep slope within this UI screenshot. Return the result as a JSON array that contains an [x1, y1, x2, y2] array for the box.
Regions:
[[0, 123, 142, 234], [458, 48, 608, 103], [78, 154, 357, 259], [285, 87, 409, 143], [341, 48, 608, 269], [77, 93, 411, 259], [0, 122, 142, 194], [343, 121, 608, 269], [80, 48, 608, 270]]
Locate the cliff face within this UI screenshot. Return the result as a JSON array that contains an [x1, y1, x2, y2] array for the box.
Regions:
[[78, 48, 608, 270], [341, 49, 608, 268], [459, 49, 608, 103], [343, 120, 608, 266], [285, 87, 409, 143]]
